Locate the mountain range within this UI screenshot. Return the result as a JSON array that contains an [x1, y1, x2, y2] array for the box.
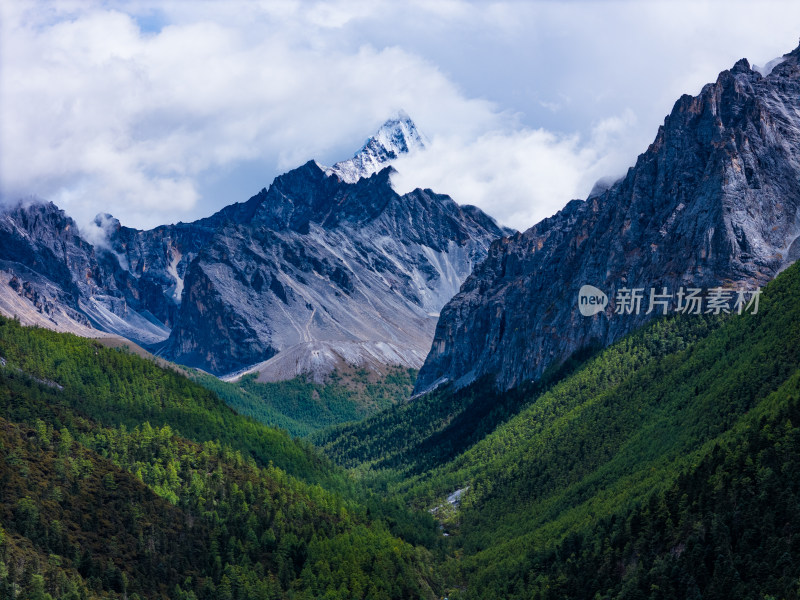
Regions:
[[3, 40, 800, 600], [0, 112, 509, 381], [5, 45, 800, 403]]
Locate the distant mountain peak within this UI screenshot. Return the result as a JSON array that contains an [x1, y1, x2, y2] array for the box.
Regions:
[[324, 111, 426, 183]]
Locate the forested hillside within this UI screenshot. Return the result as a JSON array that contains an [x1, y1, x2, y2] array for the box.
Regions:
[[0, 318, 440, 599], [3, 259, 800, 600], [318, 261, 800, 599], [193, 366, 416, 438]]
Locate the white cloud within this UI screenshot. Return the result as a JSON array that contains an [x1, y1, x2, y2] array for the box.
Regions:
[[1, 1, 800, 232], [391, 109, 637, 228], [0, 2, 497, 228]]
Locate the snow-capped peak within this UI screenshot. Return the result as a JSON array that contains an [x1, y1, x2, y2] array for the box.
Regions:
[[324, 111, 426, 183]]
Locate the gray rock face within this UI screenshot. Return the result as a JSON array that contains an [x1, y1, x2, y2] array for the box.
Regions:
[[165, 163, 508, 375], [0, 114, 510, 379], [94, 187, 271, 333], [0, 201, 170, 344], [415, 46, 800, 394], [0, 189, 273, 345]]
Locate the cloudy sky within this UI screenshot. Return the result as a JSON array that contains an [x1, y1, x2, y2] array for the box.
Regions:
[[2, 1, 799, 231]]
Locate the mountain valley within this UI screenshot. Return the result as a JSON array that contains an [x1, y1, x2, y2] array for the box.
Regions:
[[3, 42, 800, 600]]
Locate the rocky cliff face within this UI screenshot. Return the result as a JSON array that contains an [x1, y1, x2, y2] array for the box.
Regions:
[[0, 201, 170, 344], [0, 182, 273, 345], [415, 46, 800, 393], [94, 186, 272, 332], [166, 162, 508, 376]]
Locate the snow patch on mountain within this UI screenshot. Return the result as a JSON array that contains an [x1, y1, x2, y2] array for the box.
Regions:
[[324, 111, 426, 183], [166, 249, 184, 302]]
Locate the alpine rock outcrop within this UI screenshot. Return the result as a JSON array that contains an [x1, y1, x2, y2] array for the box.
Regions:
[[416, 45, 800, 393]]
